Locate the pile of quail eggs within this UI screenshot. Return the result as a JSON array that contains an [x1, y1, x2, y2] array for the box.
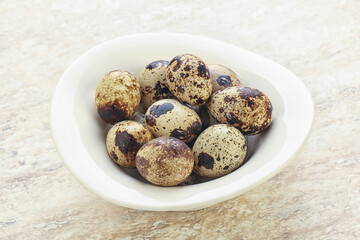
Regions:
[[95, 53, 273, 187]]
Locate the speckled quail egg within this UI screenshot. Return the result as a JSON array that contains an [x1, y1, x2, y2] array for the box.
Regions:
[[166, 53, 212, 106], [95, 70, 140, 124], [138, 60, 174, 110], [193, 124, 247, 178], [208, 64, 242, 93], [207, 86, 273, 135], [145, 99, 202, 143], [135, 137, 194, 186], [106, 120, 153, 168]]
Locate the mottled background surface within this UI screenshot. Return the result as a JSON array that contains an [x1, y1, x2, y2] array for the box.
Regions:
[[1, 0, 359, 239]]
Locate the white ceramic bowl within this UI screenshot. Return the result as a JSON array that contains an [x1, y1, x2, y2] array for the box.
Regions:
[[51, 33, 314, 211]]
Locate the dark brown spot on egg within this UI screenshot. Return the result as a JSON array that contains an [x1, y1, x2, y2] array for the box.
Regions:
[[216, 157, 221, 161], [149, 102, 174, 117], [115, 131, 143, 155], [177, 86, 185, 93], [219, 107, 224, 113], [216, 75, 232, 87], [223, 165, 229, 170], [237, 87, 263, 99], [97, 103, 128, 124], [170, 128, 188, 140], [197, 65, 208, 77], [145, 60, 169, 70], [184, 65, 191, 71], [198, 153, 214, 169], [111, 151, 118, 161]]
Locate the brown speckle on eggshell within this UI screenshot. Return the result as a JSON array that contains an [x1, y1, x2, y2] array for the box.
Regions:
[[95, 70, 140, 124], [193, 124, 247, 178], [208, 64, 242, 93], [166, 53, 212, 106], [135, 137, 194, 186], [207, 86, 273, 135], [145, 99, 202, 143], [106, 120, 153, 168], [138, 60, 174, 110]]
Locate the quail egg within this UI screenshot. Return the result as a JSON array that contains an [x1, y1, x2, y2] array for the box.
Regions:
[[106, 120, 153, 168], [166, 53, 212, 106], [208, 64, 242, 93], [145, 99, 202, 143], [135, 137, 194, 186], [95, 70, 140, 124], [207, 86, 273, 135], [193, 124, 247, 178], [138, 60, 174, 110]]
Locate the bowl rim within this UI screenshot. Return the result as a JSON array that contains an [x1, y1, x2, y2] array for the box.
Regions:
[[51, 32, 314, 211]]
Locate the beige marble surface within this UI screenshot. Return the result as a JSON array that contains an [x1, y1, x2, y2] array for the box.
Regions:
[[1, 0, 360, 239]]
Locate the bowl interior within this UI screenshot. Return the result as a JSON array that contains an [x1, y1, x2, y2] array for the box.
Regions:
[[53, 33, 313, 211]]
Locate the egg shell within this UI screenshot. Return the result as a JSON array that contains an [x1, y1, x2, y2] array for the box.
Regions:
[[106, 120, 153, 168], [135, 137, 194, 186], [145, 99, 202, 143], [166, 53, 212, 106], [207, 86, 273, 135], [208, 64, 242, 93], [138, 60, 174, 110], [193, 124, 247, 178], [95, 70, 140, 124]]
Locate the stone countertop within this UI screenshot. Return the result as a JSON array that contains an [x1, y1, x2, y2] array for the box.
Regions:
[[1, 1, 359, 239]]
